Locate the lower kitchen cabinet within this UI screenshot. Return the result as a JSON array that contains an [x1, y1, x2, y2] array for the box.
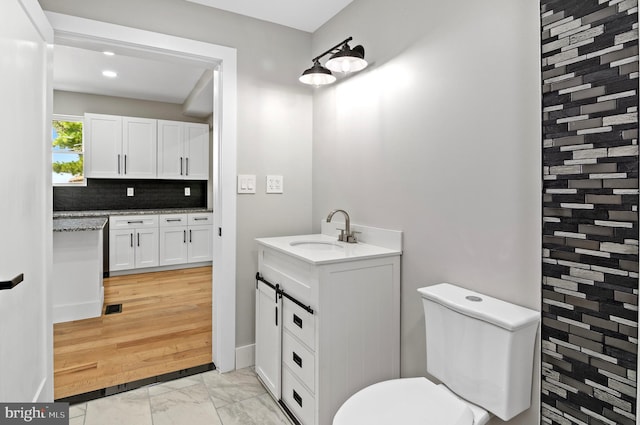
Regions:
[[109, 215, 159, 271], [159, 213, 213, 266]]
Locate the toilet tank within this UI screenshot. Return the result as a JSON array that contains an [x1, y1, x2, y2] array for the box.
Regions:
[[418, 283, 539, 421]]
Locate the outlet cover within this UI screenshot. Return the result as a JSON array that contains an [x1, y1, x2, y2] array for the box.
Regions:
[[237, 175, 256, 194], [266, 175, 283, 194], [127, 187, 134, 197], [184, 187, 191, 196]]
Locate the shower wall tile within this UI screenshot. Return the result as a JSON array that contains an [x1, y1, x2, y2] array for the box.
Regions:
[[541, 1, 639, 424]]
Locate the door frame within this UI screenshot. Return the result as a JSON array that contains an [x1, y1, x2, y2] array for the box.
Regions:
[[46, 12, 238, 372]]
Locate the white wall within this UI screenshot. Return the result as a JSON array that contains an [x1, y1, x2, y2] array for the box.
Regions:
[[39, 0, 314, 349], [312, 1, 541, 424], [0, 0, 53, 402]]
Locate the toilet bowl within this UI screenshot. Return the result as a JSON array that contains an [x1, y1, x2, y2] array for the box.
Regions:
[[333, 378, 490, 425], [332, 283, 539, 425]]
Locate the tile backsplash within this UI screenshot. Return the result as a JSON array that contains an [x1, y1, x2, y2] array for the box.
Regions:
[[53, 179, 207, 211]]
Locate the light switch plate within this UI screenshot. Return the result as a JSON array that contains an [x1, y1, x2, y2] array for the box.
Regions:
[[127, 187, 134, 197], [266, 175, 283, 194], [237, 175, 256, 194], [184, 187, 191, 196]]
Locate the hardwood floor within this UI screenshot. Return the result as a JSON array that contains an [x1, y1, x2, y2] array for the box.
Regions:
[[54, 266, 212, 400]]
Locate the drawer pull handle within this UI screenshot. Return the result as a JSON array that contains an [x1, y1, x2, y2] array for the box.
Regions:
[[167, 219, 182, 222], [293, 390, 302, 407], [293, 352, 302, 368], [127, 220, 144, 224], [293, 314, 303, 329], [194, 217, 208, 221]]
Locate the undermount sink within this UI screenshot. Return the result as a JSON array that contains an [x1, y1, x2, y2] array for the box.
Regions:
[[289, 241, 343, 250]]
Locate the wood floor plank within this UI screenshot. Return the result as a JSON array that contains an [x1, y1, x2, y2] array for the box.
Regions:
[[53, 266, 212, 399]]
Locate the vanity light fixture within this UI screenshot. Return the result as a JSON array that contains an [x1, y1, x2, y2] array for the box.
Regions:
[[299, 37, 367, 87]]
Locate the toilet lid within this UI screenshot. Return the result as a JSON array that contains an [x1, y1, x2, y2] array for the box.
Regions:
[[333, 378, 475, 425]]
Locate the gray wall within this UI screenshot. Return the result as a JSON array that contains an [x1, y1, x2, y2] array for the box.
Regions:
[[312, 1, 541, 424], [54, 90, 207, 123], [40, 0, 314, 349]]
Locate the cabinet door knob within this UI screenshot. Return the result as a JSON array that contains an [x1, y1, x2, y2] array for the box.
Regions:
[[293, 352, 302, 368]]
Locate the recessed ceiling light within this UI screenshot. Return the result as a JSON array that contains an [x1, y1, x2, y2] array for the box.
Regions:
[[103, 51, 115, 56], [102, 70, 118, 78]]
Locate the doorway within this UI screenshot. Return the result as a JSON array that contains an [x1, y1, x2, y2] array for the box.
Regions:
[[47, 12, 237, 373]]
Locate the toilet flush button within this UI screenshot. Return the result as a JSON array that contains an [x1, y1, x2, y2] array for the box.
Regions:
[[466, 295, 482, 302]]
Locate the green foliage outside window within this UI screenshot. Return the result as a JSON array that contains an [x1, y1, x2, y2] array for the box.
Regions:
[[52, 120, 84, 180]]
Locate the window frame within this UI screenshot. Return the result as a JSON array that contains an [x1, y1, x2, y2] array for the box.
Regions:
[[51, 114, 86, 187]]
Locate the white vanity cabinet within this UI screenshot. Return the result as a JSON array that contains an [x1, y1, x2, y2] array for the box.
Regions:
[[256, 230, 401, 425], [109, 215, 159, 271], [85, 113, 157, 179], [157, 120, 209, 180], [159, 212, 213, 266]]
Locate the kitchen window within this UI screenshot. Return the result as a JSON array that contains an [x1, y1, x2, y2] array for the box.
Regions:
[[52, 114, 85, 186]]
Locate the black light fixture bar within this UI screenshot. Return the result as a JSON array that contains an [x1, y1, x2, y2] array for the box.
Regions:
[[311, 37, 353, 63]]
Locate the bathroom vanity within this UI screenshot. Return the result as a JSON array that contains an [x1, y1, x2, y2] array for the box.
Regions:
[[255, 222, 402, 425]]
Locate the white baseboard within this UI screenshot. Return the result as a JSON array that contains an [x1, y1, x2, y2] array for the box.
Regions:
[[235, 344, 255, 369]]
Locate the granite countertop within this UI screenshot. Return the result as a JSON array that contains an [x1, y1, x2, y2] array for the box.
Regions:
[[53, 208, 212, 219], [53, 217, 109, 232]]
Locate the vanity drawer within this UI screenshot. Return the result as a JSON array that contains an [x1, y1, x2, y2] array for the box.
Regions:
[[282, 366, 315, 425], [110, 215, 158, 229], [283, 299, 315, 351], [283, 330, 315, 392], [159, 214, 187, 227]]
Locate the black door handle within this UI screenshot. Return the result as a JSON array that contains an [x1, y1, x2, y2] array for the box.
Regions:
[[0, 273, 23, 290], [293, 352, 302, 368]]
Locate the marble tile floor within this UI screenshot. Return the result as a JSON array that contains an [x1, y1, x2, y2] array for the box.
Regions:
[[68, 368, 291, 425]]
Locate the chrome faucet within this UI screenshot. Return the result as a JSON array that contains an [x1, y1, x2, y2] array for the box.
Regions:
[[326, 209, 357, 243]]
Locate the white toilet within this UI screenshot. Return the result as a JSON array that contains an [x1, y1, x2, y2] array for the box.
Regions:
[[333, 283, 539, 425]]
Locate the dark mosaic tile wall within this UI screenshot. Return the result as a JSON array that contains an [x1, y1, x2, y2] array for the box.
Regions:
[[53, 179, 207, 211], [541, 1, 639, 424]]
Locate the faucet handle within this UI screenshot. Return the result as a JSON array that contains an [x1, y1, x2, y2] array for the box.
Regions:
[[336, 228, 346, 242]]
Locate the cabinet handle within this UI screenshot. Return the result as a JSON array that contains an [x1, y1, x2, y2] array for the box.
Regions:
[[127, 220, 144, 224], [293, 352, 302, 368], [180, 157, 183, 175], [130, 233, 133, 247], [124, 155, 127, 174], [275, 306, 278, 326], [137, 233, 140, 247], [186, 157, 189, 176], [189, 229, 192, 243], [293, 390, 303, 407], [194, 217, 208, 221], [183, 230, 186, 244], [293, 314, 303, 329], [166, 218, 182, 222], [118, 154, 121, 174], [0, 273, 24, 290]]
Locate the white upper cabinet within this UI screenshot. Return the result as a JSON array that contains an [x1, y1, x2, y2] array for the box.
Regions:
[[85, 113, 157, 179], [122, 117, 157, 178], [158, 120, 209, 180]]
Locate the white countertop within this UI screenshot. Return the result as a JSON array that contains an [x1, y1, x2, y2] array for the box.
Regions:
[[256, 233, 401, 265]]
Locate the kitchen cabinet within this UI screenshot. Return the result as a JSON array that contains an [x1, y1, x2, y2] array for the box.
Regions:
[[255, 230, 401, 425], [159, 212, 213, 266], [85, 113, 157, 179], [109, 215, 159, 271], [157, 120, 209, 180]]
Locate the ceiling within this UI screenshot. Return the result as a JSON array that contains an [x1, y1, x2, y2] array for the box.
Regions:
[[185, 0, 353, 33], [53, 0, 352, 115]]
